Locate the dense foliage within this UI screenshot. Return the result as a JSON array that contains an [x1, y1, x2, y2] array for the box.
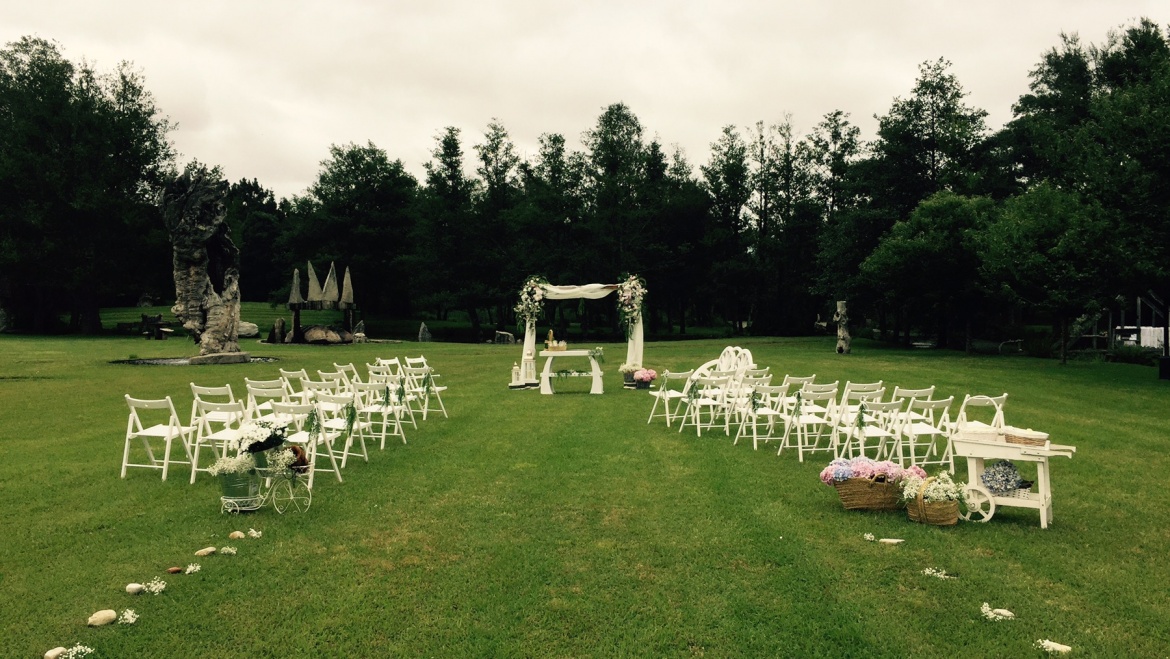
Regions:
[[2, 20, 1168, 354]]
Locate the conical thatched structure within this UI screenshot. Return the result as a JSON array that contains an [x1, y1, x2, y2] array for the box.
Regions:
[[288, 268, 305, 306], [306, 262, 323, 304], [339, 267, 354, 309], [320, 262, 339, 309]]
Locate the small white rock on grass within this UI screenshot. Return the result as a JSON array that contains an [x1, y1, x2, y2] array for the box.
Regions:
[[980, 603, 1015, 620], [125, 582, 144, 595], [228, 531, 246, 540], [194, 546, 216, 556], [878, 538, 904, 545], [1035, 639, 1073, 654], [44, 647, 66, 659], [87, 609, 117, 626]]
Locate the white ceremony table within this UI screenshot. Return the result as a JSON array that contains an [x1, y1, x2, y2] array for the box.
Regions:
[[538, 349, 604, 395]]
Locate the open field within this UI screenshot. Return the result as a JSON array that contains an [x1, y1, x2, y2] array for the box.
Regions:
[[2, 334, 1168, 657]]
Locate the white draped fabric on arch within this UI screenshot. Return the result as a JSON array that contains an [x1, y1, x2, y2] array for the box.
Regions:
[[512, 277, 645, 387]]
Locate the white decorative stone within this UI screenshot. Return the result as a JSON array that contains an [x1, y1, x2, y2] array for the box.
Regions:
[[45, 647, 66, 659], [87, 609, 117, 626], [194, 546, 217, 556], [125, 583, 144, 595], [878, 538, 905, 545], [228, 531, 246, 540], [991, 608, 1015, 619]]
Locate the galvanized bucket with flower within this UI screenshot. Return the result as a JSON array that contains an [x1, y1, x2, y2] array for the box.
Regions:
[[633, 368, 657, 389], [207, 420, 289, 502]]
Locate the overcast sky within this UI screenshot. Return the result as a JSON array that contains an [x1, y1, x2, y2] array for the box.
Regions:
[[2, 1, 1163, 200]]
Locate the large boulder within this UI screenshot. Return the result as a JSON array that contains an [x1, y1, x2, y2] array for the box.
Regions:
[[302, 325, 353, 345], [238, 321, 259, 338]]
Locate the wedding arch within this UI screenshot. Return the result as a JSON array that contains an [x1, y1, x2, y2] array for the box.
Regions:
[[512, 275, 646, 387]]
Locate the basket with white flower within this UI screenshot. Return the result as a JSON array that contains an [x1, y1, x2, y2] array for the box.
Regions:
[[900, 470, 967, 525], [819, 457, 924, 511]]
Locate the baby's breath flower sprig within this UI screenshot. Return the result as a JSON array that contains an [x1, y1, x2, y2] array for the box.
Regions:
[[185, 563, 201, 574], [117, 609, 139, 624], [144, 577, 166, 594]]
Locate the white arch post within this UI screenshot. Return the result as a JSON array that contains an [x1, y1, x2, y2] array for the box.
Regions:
[[512, 278, 645, 388]]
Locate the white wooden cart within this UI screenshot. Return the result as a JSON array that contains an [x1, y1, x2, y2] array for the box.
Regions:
[[953, 428, 1075, 529]]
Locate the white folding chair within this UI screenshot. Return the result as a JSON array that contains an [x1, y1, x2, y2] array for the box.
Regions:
[[402, 364, 448, 420], [315, 391, 368, 468], [374, 357, 403, 377], [898, 396, 955, 470], [676, 376, 730, 437], [122, 395, 192, 480], [245, 384, 288, 422], [353, 381, 408, 447], [279, 368, 310, 402], [890, 386, 937, 425], [734, 383, 790, 450], [777, 389, 837, 462], [189, 399, 246, 483], [646, 369, 694, 427], [188, 383, 239, 429], [834, 398, 902, 460], [334, 363, 364, 387]]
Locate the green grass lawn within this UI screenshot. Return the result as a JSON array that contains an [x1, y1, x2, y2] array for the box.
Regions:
[[2, 335, 1168, 657]]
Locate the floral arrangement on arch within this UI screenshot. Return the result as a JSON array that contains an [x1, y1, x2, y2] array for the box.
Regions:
[[819, 457, 924, 486], [615, 273, 646, 337], [514, 276, 548, 328]]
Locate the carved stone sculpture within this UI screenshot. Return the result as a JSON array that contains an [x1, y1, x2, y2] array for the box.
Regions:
[[162, 168, 242, 356], [834, 300, 851, 354]]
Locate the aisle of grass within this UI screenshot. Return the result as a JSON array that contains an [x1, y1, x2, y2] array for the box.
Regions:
[[1, 335, 1168, 656]]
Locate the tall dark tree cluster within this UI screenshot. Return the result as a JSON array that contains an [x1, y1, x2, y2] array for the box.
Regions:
[[0, 37, 175, 332], [3, 19, 1168, 357]]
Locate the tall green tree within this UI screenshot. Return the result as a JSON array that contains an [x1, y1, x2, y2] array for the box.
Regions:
[[280, 141, 418, 315], [700, 125, 751, 330], [980, 184, 1116, 363], [224, 178, 284, 303], [861, 191, 996, 349], [0, 36, 175, 332]]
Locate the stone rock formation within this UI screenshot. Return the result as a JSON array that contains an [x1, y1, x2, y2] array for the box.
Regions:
[[163, 167, 242, 356]]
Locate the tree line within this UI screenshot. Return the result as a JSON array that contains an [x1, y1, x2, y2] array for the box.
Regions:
[[2, 20, 1168, 357]]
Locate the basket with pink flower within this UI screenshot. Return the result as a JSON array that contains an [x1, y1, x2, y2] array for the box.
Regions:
[[820, 457, 925, 511]]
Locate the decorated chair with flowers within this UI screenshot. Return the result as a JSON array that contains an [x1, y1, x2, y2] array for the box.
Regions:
[[314, 391, 367, 468], [676, 375, 731, 437], [832, 398, 902, 460], [646, 369, 693, 427], [353, 380, 409, 447], [403, 361, 448, 420], [777, 388, 838, 462], [270, 400, 343, 489], [734, 383, 791, 450]]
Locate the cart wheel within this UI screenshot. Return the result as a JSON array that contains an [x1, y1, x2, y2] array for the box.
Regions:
[[272, 477, 312, 513], [961, 485, 996, 522]]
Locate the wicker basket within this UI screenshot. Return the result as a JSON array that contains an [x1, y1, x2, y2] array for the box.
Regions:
[[1005, 427, 1048, 447], [906, 477, 960, 525], [834, 477, 901, 511]]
